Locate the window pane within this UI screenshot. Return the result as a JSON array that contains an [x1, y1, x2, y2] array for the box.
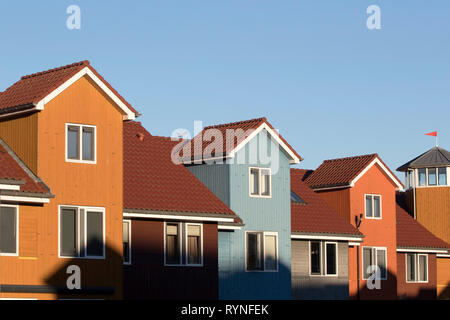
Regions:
[[166, 224, 179, 264], [123, 221, 130, 263], [310, 242, 321, 275], [406, 254, 416, 282], [428, 168, 437, 186], [86, 211, 103, 257], [419, 255, 427, 282], [60, 208, 77, 257], [261, 169, 270, 196], [0, 207, 16, 254], [373, 196, 381, 218], [67, 126, 80, 160], [363, 248, 373, 279], [438, 168, 447, 186], [250, 169, 259, 195], [187, 225, 201, 264], [418, 168, 426, 186], [326, 243, 337, 275], [365, 195, 373, 218], [82, 127, 95, 161], [291, 190, 305, 203], [377, 249, 387, 279], [247, 233, 263, 270], [264, 235, 277, 271]]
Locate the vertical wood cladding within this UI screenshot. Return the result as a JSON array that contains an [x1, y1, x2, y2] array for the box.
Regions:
[[316, 188, 351, 222], [437, 257, 450, 299], [124, 220, 219, 300]]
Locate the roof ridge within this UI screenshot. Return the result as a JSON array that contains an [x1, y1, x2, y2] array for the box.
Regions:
[[203, 117, 266, 130], [20, 60, 89, 80], [322, 153, 378, 163]]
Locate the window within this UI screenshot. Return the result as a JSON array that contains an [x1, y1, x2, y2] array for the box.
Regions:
[[362, 247, 387, 280], [66, 123, 96, 163], [365, 195, 381, 219], [0, 205, 18, 255], [291, 190, 306, 204], [428, 168, 437, 186], [406, 253, 428, 283], [438, 168, 447, 186], [123, 220, 131, 265], [406, 171, 414, 189], [246, 231, 278, 271], [59, 206, 104, 258], [309, 241, 337, 276], [249, 168, 271, 197], [164, 222, 203, 266], [418, 168, 426, 186]]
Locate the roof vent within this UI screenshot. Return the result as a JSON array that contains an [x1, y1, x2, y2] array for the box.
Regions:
[[137, 133, 145, 141]]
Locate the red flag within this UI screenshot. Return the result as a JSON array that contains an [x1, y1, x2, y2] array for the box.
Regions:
[[425, 131, 437, 137]]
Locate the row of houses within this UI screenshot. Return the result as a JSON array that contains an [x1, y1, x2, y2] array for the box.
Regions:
[[0, 61, 448, 300]]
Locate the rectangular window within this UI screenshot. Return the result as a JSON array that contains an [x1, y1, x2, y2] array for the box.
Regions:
[[0, 205, 17, 255], [187, 224, 202, 265], [406, 253, 428, 283], [246, 231, 278, 271], [362, 247, 387, 280], [66, 123, 96, 163], [310, 241, 338, 276], [123, 220, 131, 265], [418, 168, 426, 186], [438, 167, 447, 186], [249, 168, 271, 197], [365, 195, 381, 219], [164, 222, 203, 266], [428, 168, 437, 186], [59, 206, 104, 258], [165, 223, 180, 265]]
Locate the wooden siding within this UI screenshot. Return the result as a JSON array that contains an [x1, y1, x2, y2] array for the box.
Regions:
[[0, 112, 38, 173], [437, 257, 450, 299], [316, 188, 351, 222], [187, 163, 230, 206], [291, 240, 349, 300]]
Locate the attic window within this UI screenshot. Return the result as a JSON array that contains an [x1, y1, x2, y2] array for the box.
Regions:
[[291, 191, 306, 204], [66, 123, 96, 164]]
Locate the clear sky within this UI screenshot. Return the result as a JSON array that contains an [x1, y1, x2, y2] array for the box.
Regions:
[[1, 1, 449, 180]]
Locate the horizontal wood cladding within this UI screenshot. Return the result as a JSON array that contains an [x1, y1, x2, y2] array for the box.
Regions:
[[0, 112, 38, 173], [415, 187, 450, 243]]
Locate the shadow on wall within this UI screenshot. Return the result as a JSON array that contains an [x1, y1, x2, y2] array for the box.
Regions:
[[438, 282, 450, 300], [44, 243, 122, 300], [292, 283, 349, 300]]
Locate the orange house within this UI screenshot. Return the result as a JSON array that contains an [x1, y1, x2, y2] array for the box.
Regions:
[[304, 154, 404, 299], [0, 61, 138, 299]]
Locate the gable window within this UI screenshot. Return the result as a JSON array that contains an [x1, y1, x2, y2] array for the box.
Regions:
[[365, 195, 381, 219], [362, 247, 387, 280], [309, 241, 337, 276], [123, 220, 131, 265], [438, 168, 447, 186], [246, 231, 278, 272], [59, 206, 105, 258], [66, 123, 96, 163], [406, 253, 428, 283], [0, 205, 18, 256], [164, 222, 203, 266], [249, 167, 271, 198]]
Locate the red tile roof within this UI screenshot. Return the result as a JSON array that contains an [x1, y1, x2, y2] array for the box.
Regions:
[[180, 117, 302, 162], [123, 121, 238, 218], [0, 60, 138, 115], [0, 139, 51, 196], [396, 204, 449, 250], [291, 169, 362, 236]]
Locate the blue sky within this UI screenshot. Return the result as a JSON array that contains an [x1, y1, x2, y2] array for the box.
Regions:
[[0, 1, 449, 180]]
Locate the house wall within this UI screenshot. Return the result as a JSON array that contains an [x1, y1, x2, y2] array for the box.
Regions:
[[124, 219, 218, 299], [315, 188, 351, 222], [291, 240, 349, 300], [0, 75, 125, 299], [437, 257, 450, 299], [396, 252, 437, 300], [187, 163, 230, 206]]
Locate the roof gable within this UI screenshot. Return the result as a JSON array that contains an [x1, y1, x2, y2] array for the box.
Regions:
[[397, 146, 450, 171]]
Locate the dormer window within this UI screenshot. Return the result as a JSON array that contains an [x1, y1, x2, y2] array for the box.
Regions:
[[66, 123, 96, 163], [249, 167, 271, 198]]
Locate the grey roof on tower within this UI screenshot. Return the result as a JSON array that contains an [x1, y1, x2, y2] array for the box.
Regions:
[[397, 146, 450, 172]]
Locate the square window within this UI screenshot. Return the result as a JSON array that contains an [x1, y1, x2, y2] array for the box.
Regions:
[[362, 247, 387, 280], [66, 124, 96, 163], [246, 232, 278, 272], [164, 222, 203, 266]]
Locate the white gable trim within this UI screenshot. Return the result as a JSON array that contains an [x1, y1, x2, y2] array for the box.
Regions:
[[34, 67, 136, 120], [350, 158, 403, 190]]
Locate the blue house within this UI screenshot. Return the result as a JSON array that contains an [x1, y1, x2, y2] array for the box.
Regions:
[[180, 117, 302, 299]]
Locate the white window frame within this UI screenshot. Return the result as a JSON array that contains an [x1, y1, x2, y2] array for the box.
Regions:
[[364, 194, 382, 219], [164, 222, 182, 266], [185, 223, 204, 267], [405, 253, 428, 283], [308, 241, 338, 277], [0, 204, 19, 257], [416, 167, 449, 188], [164, 222, 204, 267], [362, 246, 388, 280], [248, 167, 272, 198], [58, 205, 105, 259], [123, 219, 132, 265], [245, 231, 279, 272], [65, 123, 97, 164]]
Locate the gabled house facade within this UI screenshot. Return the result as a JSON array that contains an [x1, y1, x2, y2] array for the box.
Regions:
[[181, 118, 301, 299], [290, 169, 363, 300], [0, 61, 138, 299], [304, 154, 404, 300]]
